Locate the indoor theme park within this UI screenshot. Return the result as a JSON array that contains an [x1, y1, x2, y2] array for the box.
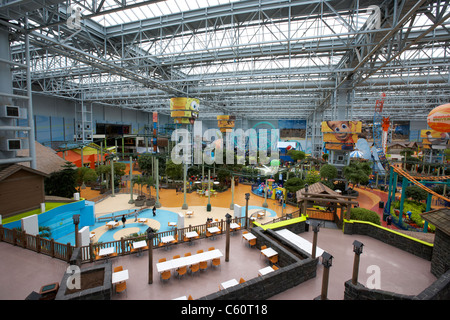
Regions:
[[0, 0, 449, 306]]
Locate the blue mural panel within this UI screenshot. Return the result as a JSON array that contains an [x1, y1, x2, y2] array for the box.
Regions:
[[51, 116, 64, 141], [35, 115, 51, 143]]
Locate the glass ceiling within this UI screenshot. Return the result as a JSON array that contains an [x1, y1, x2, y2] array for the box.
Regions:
[[91, 0, 240, 27]]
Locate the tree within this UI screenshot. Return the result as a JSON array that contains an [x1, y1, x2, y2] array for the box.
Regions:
[[137, 154, 153, 176], [132, 175, 145, 195], [342, 161, 372, 186], [405, 185, 428, 202], [284, 177, 305, 194], [44, 162, 77, 198], [165, 160, 183, 180], [305, 170, 321, 185], [287, 150, 306, 162], [75, 167, 98, 191], [320, 164, 338, 181]]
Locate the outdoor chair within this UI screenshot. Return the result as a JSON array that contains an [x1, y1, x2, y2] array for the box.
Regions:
[[115, 281, 127, 296], [190, 263, 200, 276], [199, 260, 208, 271], [160, 270, 171, 282]]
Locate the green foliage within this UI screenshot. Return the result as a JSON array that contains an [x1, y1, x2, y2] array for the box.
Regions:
[[217, 169, 231, 183], [165, 160, 183, 180], [320, 179, 335, 190], [405, 185, 428, 202], [284, 177, 305, 194], [305, 170, 321, 185], [350, 207, 381, 225], [391, 199, 434, 231], [320, 164, 338, 180], [75, 167, 98, 187], [137, 155, 153, 176], [287, 150, 306, 162], [44, 162, 77, 198], [342, 161, 372, 186]]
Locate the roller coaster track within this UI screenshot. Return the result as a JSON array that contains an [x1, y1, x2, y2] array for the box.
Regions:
[[392, 166, 450, 203], [409, 174, 450, 181]]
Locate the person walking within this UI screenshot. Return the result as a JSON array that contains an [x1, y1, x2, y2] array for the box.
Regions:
[[121, 215, 126, 228], [386, 215, 392, 229], [134, 209, 138, 222], [152, 206, 156, 217]]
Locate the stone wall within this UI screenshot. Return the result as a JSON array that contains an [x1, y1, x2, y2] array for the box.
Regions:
[[430, 229, 450, 278], [343, 220, 433, 260], [344, 269, 450, 300]]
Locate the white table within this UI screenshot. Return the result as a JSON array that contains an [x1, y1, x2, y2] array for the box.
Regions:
[[185, 231, 198, 245], [138, 218, 147, 224], [207, 227, 220, 234], [112, 270, 129, 284], [258, 266, 275, 276], [207, 227, 221, 240], [99, 247, 115, 257], [242, 233, 256, 241], [230, 223, 240, 230], [185, 231, 199, 238], [185, 211, 194, 218], [173, 296, 187, 300], [261, 247, 278, 258], [168, 222, 177, 227], [133, 240, 147, 256], [275, 229, 324, 257], [161, 235, 175, 243], [156, 249, 223, 273], [106, 221, 118, 228], [220, 279, 239, 290]]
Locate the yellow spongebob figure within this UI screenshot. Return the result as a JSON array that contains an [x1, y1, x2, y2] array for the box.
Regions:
[[170, 97, 199, 124]]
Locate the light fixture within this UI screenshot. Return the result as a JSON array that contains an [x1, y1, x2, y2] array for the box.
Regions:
[[321, 252, 333, 268], [72, 214, 80, 225], [353, 240, 364, 255]]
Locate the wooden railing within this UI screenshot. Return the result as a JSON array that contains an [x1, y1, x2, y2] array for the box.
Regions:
[[0, 226, 73, 262], [305, 208, 335, 221], [0, 215, 251, 264], [80, 216, 249, 263]]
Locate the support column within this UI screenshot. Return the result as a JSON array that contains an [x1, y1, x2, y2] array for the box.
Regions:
[[155, 157, 161, 208], [182, 162, 188, 210]]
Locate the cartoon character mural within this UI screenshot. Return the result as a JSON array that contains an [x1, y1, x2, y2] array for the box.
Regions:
[[321, 121, 362, 150], [421, 129, 450, 148], [170, 97, 199, 124]]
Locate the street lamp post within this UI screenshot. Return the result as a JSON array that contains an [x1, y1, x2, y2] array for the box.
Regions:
[[320, 251, 333, 300], [245, 193, 250, 229], [225, 213, 232, 262], [72, 214, 80, 248], [352, 240, 364, 285], [310, 220, 321, 259], [147, 227, 155, 284]]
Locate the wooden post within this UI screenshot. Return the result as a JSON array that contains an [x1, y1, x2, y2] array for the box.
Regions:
[[121, 237, 125, 256], [352, 253, 361, 285], [89, 242, 94, 262], [66, 243, 72, 262], [50, 239, 55, 258], [36, 235, 41, 253], [312, 229, 318, 259], [148, 238, 153, 284], [321, 265, 330, 300]]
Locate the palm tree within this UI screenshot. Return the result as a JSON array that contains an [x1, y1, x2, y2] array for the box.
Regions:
[[143, 175, 155, 197], [132, 175, 145, 196]]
